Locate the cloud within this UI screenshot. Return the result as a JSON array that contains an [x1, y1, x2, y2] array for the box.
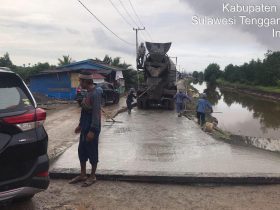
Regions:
[[0, 18, 61, 33], [65, 28, 80, 35], [91, 28, 135, 55]]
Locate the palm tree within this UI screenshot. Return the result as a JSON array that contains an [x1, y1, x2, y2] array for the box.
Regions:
[[58, 55, 73, 66], [112, 57, 121, 66], [103, 55, 112, 64]]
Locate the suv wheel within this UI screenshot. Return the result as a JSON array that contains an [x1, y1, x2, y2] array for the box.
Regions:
[[14, 194, 34, 203]]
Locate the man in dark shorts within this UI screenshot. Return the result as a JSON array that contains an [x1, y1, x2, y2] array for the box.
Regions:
[[69, 71, 102, 187]]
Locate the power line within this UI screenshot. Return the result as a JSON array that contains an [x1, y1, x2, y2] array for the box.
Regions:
[[118, 0, 140, 28], [108, 0, 134, 28], [111, 0, 150, 42], [128, 0, 143, 27], [76, 0, 133, 46], [108, 0, 146, 42], [127, 0, 153, 41]]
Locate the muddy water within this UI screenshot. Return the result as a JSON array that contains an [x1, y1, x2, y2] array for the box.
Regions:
[[192, 81, 280, 139]]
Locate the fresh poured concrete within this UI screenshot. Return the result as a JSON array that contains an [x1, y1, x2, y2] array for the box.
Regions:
[[51, 109, 280, 183]]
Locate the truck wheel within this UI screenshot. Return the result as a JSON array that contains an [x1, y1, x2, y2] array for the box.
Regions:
[[162, 100, 169, 110], [168, 101, 175, 110], [14, 194, 34, 202], [137, 100, 142, 109], [142, 100, 148, 109]]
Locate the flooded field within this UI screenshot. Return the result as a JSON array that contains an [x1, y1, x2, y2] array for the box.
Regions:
[[192, 81, 280, 139]]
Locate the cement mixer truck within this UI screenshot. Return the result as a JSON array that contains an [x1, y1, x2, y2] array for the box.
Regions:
[[137, 42, 177, 110]]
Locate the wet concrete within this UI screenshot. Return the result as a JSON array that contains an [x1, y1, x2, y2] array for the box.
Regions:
[[51, 108, 280, 180], [44, 104, 81, 161]]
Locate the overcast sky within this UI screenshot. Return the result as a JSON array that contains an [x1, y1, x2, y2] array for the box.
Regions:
[[0, 0, 279, 72]]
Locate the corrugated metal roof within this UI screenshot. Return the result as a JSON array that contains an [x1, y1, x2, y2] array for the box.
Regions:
[[32, 59, 122, 77], [57, 59, 124, 71]]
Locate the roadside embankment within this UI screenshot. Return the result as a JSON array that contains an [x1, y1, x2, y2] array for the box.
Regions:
[[217, 79, 280, 102]]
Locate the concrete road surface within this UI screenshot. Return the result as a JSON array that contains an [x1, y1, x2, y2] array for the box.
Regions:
[[51, 108, 280, 177]]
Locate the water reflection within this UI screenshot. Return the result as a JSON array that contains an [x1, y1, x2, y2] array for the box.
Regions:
[[221, 89, 280, 132], [203, 83, 221, 106], [192, 82, 280, 139]]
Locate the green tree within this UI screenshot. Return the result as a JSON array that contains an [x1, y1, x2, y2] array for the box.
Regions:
[[222, 51, 280, 86], [192, 71, 199, 79], [103, 55, 112, 64], [204, 63, 222, 83], [198, 72, 204, 81], [58, 55, 73, 66], [0, 53, 14, 68]]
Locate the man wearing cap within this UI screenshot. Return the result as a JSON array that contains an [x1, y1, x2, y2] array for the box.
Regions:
[[196, 93, 213, 126], [69, 71, 102, 187]]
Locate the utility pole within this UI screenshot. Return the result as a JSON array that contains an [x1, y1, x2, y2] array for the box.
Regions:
[[133, 27, 145, 90]]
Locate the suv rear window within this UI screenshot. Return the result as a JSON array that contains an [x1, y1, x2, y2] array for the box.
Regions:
[[0, 74, 34, 115]]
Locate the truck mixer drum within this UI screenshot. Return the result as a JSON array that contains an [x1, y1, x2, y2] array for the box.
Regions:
[[137, 42, 177, 110]]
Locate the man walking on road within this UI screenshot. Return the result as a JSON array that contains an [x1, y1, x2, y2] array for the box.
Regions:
[[69, 71, 102, 187], [174, 90, 192, 117], [196, 93, 213, 126]]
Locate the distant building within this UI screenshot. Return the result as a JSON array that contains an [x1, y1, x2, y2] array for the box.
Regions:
[[30, 59, 125, 100]]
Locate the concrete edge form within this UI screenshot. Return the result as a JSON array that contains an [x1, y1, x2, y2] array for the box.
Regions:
[[50, 168, 280, 185]]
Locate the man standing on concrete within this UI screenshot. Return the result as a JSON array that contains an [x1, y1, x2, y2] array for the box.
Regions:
[[196, 93, 213, 126], [174, 90, 192, 117], [69, 71, 102, 187]]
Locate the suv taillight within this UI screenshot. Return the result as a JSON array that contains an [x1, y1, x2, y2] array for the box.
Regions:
[[3, 108, 46, 131]]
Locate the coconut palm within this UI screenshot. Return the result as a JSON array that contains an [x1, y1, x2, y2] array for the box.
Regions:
[[58, 55, 73, 66]]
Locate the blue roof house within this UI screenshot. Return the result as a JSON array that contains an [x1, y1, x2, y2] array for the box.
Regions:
[[30, 59, 124, 100]]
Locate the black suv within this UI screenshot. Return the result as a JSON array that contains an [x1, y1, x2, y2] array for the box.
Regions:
[[76, 82, 120, 105], [0, 68, 49, 202], [98, 82, 119, 104]]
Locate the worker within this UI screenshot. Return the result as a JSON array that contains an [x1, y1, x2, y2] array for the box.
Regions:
[[137, 42, 146, 67], [176, 76, 188, 110], [126, 88, 137, 114], [69, 71, 102, 187], [196, 93, 213, 126], [174, 90, 192, 117]]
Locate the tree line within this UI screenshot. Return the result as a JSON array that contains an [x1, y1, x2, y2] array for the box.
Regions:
[[194, 51, 280, 87]]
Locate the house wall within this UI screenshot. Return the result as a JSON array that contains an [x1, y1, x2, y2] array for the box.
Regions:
[[30, 73, 76, 100], [30, 60, 125, 100]]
